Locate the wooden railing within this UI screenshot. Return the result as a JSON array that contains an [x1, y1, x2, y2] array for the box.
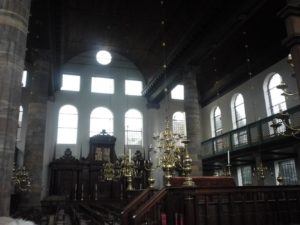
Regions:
[[202, 104, 300, 157], [130, 186, 300, 225], [121, 188, 156, 225]]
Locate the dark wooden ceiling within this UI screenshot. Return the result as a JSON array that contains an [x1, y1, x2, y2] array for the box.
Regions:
[[26, 0, 289, 106]]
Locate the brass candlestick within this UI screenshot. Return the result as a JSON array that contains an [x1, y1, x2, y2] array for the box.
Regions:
[[145, 160, 155, 188], [162, 162, 175, 187], [103, 162, 115, 181], [159, 122, 176, 187], [224, 164, 232, 176], [181, 139, 195, 187], [277, 176, 284, 185], [122, 155, 134, 190]]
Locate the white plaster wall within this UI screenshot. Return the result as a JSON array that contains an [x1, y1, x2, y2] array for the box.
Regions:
[[45, 51, 151, 159], [201, 57, 299, 141], [40, 50, 185, 191]]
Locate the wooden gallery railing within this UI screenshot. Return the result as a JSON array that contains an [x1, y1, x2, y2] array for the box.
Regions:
[[128, 186, 300, 225]]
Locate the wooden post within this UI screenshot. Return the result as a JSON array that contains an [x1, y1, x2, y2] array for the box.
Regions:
[[184, 194, 195, 225]]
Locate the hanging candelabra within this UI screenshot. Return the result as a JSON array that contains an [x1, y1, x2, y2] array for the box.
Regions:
[[276, 53, 298, 97], [252, 162, 272, 180], [270, 53, 300, 138], [11, 165, 31, 192], [273, 111, 300, 138]]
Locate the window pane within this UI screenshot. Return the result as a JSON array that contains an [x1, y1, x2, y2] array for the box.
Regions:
[[96, 50, 112, 65], [171, 84, 184, 100], [241, 166, 252, 185], [234, 94, 247, 129], [57, 105, 78, 144], [125, 80, 142, 96], [58, 114, 78, 128], [17, 106, 23, 141], [22, 71, 27, 87], [268, 74, 287, 114], [90, 107, 113, 136], [57, 128, 77, 144], [91, 77, 114, 94], [172, 112, 186, 136], [279, 159, 297, 185], [214, 107, 222, 136], [61, 74, 80, 91], [125, 109, 143, 145]]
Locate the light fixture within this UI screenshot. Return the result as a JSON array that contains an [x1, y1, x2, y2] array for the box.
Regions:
[[276, 80, 297, 96], [252, 163, 272, 180], [96, 50, 112, 65], [11, 165, 31, 192], [276, 53, 298, 96], [271, 53, 300, 138], [273, 111, 300, 138]]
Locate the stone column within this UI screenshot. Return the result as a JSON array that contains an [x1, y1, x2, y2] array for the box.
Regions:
[[0, 0, 31, 216], [21, 50, 50, 208], [278, 0, 300, 93], [183, 67, 202, 175]]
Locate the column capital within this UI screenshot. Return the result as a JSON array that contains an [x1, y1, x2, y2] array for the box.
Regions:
[[278, 2, 300, 48]]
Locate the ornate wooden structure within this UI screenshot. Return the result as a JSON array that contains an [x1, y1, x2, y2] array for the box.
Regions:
[[48, 131, 148, 205], [49, 132, 119, 201]]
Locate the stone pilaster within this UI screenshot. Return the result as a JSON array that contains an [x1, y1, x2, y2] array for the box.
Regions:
[[278, 1, 300, 93], [183, 68, 203, 175], [0, 0, 31, 216], [20, 50, 50, 208]]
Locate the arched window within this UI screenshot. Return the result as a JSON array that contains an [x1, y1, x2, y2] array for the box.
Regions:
[[265, 73, 287, 115], [232, 94, 248, 145], [125, 109, 143, 146], [16, 106, 23, 141], [172, 111, 186, 136], [90, 107, 113, 137], [233, 94, 246, 128], [210, 106, 223, 152], [57, 105, 78, 144], [213, 106, 222, 136]]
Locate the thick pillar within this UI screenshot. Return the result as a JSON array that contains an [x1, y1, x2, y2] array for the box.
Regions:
[[278, 0, 300, 93], [0, 0, 31, 216], [183, 67, 203, 175], [21, 50, 50, 208]]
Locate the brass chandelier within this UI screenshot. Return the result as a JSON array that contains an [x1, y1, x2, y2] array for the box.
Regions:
[[11, 165, 31, 192], [153, 121, 194, 187]]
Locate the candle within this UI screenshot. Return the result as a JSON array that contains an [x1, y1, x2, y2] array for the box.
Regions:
[[227, 150, 230, 165], [81, 184, 84, 200], [129, 148, 131, 162], [95, 184, 98, 200]]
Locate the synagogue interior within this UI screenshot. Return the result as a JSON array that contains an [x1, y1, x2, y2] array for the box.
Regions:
[[1, 0, 300, 224]]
